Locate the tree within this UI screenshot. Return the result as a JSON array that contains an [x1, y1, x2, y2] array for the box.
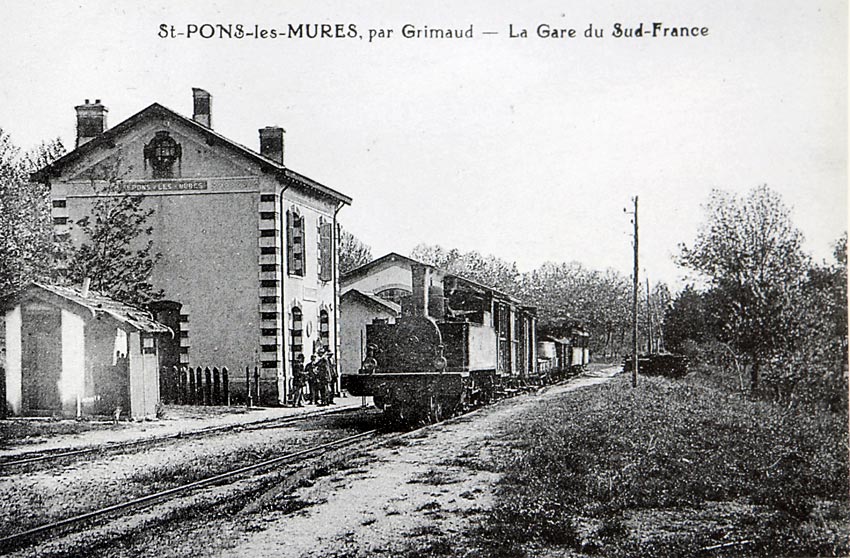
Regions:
[[410, 244, 521, 294], [67, 160, 162, 307], [774, 233, 848, 409], [338, 226, 373, 275], [0, 128, 66, 295], [678, 185, 809, 389]]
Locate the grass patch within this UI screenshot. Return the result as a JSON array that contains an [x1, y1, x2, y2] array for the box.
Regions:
[[468, 368, 849, 557], [409, 469, 462, 486]]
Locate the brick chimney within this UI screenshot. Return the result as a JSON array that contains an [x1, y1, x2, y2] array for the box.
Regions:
[[74, 99, 107, 148], [192, 88, 212, 128], [259, 126, 285, 164]]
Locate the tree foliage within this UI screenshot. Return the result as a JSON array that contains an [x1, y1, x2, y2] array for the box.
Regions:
[[0, 128, 66, 295], [410, 244, 520, 294], [673, 185, 846, 406], [410, 244, 668, 358], [67, 160, 162, 307], [678, 185, 809, 388], [338, 226, 373, 274]]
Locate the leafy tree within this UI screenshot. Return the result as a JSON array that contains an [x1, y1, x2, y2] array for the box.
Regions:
[[410, 244, 521, 294], [67, 160, 162, 307], [338, 226, 373, 274], [0, 128, 66, 294], [678, 185, 809, 389], [770, 233, 848, 409]]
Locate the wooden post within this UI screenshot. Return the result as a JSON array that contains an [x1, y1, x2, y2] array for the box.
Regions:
[[254, 367, 261, 406], [222, 367, 230, 406], [646, 276, 653, 354], [632, 196, 639, 388], [0, 366, 6, 420], [188, 365, 196, 404], [212, 367, 221, 405], [195, 367, 204, 404], [204, 367, 212, 405], [177, 366, 182, 404], [182, 366, 190, 404], [246, 366, 252, 408]]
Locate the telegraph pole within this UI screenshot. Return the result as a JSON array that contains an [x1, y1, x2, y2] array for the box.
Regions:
[[632, 196, 639, 387], [646, 275, 653, 353]]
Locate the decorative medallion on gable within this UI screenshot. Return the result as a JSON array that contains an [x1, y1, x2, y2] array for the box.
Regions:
[[143, 131, 182, 179]]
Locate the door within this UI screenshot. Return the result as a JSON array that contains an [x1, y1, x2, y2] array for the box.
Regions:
[[21, 304, 62, 413]]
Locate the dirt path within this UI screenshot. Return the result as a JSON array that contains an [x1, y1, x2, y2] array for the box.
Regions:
[[136, 366, 620, 558]]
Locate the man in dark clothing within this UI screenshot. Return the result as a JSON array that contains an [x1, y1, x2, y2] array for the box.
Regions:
[[290, 354, 305, 407], [318, 351, 335, 405], [304, 354, 319, 405]]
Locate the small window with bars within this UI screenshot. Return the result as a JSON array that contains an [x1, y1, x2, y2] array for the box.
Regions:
[[143, 131, 182, 179]]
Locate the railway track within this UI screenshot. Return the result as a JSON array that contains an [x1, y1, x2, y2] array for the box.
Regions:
[[0, 375, 592, 556], [0, 405, 361, 470], [0, 428, 381, 555]]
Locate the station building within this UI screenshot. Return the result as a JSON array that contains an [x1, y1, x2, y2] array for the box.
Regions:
[[32, 90, 352, 405]]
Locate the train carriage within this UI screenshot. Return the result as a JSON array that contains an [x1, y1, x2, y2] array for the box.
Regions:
[[536, 325, 590, 382]]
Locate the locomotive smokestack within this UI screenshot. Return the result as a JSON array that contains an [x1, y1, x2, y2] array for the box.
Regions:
[[409, 264, 431, 318]]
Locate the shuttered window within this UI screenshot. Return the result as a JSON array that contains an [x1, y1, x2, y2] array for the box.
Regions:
[[287, 209, 305, 277], [290, 307, 303, 365], [319, 308, 330, 350], [317, 217, 333, 282]]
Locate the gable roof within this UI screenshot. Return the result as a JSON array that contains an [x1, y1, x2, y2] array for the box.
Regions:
[[0, 283, 172, 335], [342, 252, 529, 307], [31, 102, 352, 205], [340, 252, 418, 285], [341, 289, 401, 315]]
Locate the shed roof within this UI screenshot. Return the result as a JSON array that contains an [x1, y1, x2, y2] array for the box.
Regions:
[[0, 283, 171, 335], [341, 289, 401, 315]]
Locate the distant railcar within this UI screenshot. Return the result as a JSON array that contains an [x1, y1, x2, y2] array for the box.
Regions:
[[536, 326, 590, 382]]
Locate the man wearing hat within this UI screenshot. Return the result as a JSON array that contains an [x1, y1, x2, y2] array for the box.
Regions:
[[316, 347, 334, 405]]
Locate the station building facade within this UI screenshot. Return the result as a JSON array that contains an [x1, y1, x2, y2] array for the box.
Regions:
[[33, 90, 352, 405]]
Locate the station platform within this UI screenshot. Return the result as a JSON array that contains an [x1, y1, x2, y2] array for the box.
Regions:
[[0, 395, 372, 459]]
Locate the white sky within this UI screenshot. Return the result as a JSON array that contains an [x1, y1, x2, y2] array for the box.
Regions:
[[1, 1, 846, 290]]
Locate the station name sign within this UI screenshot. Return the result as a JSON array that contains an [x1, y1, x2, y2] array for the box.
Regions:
[[116, 180, 208, 192]]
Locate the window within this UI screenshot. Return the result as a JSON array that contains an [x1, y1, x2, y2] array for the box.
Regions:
[[286, 209, 305, 277], [290, 307, 303, 366], [319, 308, 330, 350], [317, 217, 333, 282], [375, 287, 411, 306], [144, 131, 182, 179]]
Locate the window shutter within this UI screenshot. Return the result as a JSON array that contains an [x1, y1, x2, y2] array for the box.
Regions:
[[286, 210, 295, 273], [319, 220, 333, 282]]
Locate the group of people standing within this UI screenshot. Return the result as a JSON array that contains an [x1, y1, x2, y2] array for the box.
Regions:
[[289, 348, 337, 406]]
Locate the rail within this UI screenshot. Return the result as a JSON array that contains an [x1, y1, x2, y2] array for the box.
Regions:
[[0, 429, 379, 552], [0, 405, 360, 470]]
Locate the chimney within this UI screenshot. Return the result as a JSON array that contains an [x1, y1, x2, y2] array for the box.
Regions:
[[259, 126, 285, 164], [192, 88, 212, 128], [408, 264, 431, 318], [74, 99, 107, 148]]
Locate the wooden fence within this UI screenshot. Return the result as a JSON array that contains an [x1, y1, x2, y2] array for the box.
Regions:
[[160, 366, 231, 406], [160, 366, 265, 407]]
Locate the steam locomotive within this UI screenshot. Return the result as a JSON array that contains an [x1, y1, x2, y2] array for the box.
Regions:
[[341, 262, 544, 423]]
